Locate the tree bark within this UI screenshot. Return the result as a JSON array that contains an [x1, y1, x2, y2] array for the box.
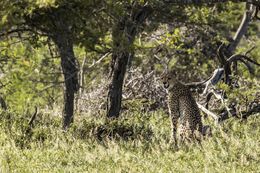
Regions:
[[227, 3, 255, 53], [107, 51, 131, 118], [107, 5, 152, 118], [217, 3, 255, 85], [107, 18, 135, 118], [54, 35, 79, 129]]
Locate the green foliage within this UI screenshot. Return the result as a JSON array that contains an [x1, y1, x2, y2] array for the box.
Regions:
[[219, 76, 259, 109], [0, 39, 61, 111]]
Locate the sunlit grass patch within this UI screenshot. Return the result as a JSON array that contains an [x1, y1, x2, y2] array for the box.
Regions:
[[0, 109, 259, 172]]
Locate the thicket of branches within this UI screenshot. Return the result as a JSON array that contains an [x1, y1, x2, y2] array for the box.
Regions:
[[0, 0, 259, 129]]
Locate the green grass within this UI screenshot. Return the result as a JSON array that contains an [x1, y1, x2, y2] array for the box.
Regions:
[[0, 109, 259, 173]]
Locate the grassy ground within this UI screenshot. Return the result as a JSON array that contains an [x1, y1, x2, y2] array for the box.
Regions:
[[0, 109, 259, 173]]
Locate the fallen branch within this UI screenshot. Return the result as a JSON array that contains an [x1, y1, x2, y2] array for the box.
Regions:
[[218, 102, 260, 121], [242, 103, 260, 119], [197, 103, 219, 123]]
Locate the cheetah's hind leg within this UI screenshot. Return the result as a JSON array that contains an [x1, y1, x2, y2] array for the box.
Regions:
[[178, 125, 193, 146], [194, 125, 212, 144], [193, 130, 204, 144]]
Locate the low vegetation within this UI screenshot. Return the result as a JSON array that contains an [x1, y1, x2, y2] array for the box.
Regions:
[[0, 1, 259, 172], [0, 108, 259, 172]]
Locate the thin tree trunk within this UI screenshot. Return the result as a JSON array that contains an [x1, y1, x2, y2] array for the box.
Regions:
[[107, 51, 132, 118], [54, 36, 79, 129], [227, 3, 255, 53], [106, 5, 152, 118], [107, 18, 135, 118], [218, 3, 255, 84]]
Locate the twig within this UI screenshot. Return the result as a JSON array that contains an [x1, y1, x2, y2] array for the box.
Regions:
[[25, 107, 38, 135], [244, 46, 256, 56], [227, 54, 260, 66], [88, 52, 111, 69], [79, 56, 87, 96], [242, 103, 260, 119], [28, 107, 38, 128], [0, 28, 32, 38]]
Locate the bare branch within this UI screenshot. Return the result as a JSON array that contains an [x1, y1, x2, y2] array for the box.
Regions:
[[197, 103, 219, 122], [88, 52, 111, 69], [202, 68, 224, 95], [244, 46, 256, 55], [79, 56, 87, 96], [227, 54, 260, 66], [0, 28, 32, 38], [28, 107, 38, 128], [25, 107, 38, 135], [228, 3, 255, 53], [186, 68, 224, 94], [226, 54, 259, 74], [0, 26, 49, 38]]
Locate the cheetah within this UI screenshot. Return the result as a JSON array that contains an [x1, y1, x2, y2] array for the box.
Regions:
[[161, 71, 211, 145]]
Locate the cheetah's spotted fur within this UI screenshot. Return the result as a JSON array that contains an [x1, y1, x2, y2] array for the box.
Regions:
[[161, 71, 210, 145]]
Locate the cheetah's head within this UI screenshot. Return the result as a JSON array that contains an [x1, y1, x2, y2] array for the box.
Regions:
[[161, 71, 178, 89]]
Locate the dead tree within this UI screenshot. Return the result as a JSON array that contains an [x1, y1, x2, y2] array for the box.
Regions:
[[217, 3, 258, 84], [199, 5, 260, 122], [181, 3, 260, 122]]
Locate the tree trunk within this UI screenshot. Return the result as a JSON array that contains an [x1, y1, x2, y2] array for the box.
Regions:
[[107, 51, 133, 118], [227, 3, 255, 53], [217, 3, 255, 85], [107, 18, 135, 118], [106, 5, 152, 118], [54, 36, 79, 129]]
